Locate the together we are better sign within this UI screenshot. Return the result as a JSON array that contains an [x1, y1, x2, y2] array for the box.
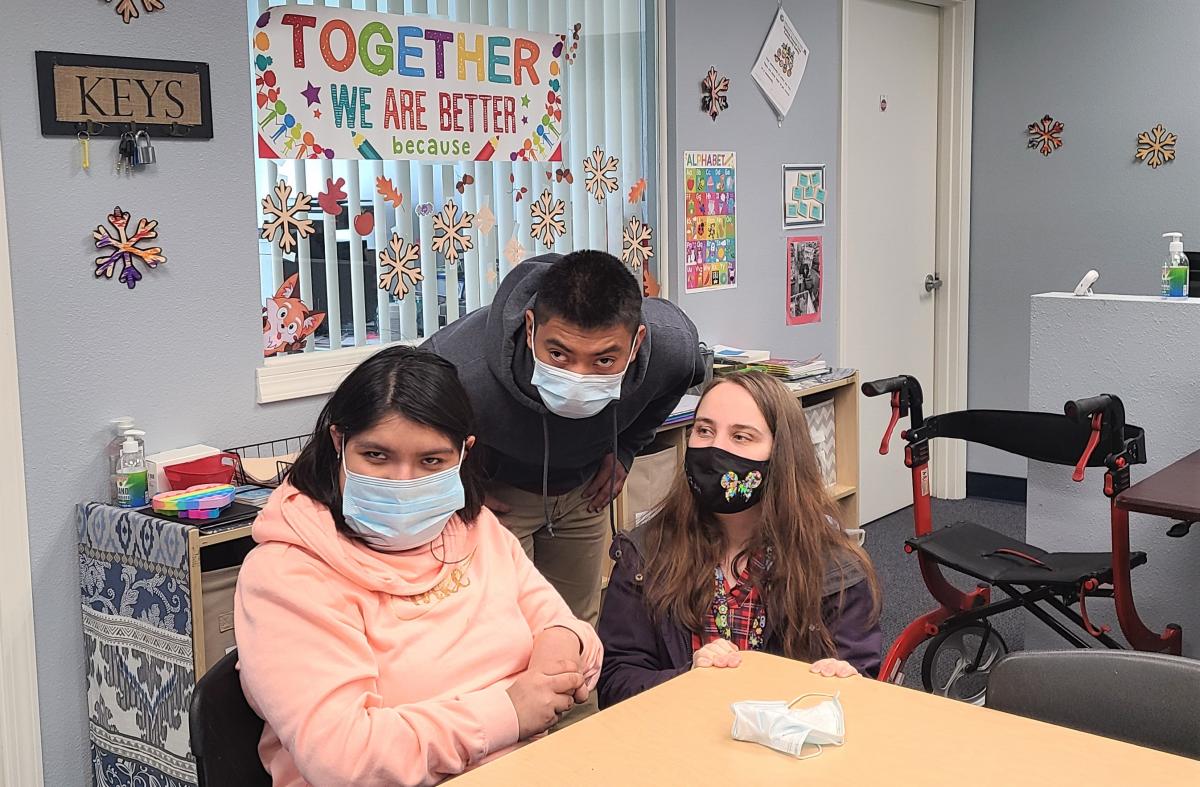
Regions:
[[254, 5, 566, 162]]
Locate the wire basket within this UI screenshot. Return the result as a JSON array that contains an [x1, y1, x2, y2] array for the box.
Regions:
[[226, 434, 311, 488]]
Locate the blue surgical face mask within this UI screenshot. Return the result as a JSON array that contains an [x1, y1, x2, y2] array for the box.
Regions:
[[730, 692, 845, 759], [529, 326, 637, 419], [340, 442, 466, 552]]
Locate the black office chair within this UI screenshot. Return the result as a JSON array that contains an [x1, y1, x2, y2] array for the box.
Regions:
[[986, 650, 1200, 759], [189, 649, 273, 786]]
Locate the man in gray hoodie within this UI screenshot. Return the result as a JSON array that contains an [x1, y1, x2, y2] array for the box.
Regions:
[[424, 250, 704, 624]]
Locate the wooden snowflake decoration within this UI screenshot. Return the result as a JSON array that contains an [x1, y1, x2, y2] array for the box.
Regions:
[[621, 216, 654, 274], [529, 190, 567, 248], [261, 180, 315, 254], [93, 206, 165, 289], [431, 200, 475, 265], [1026, 114, 1064, 157], [1135, 123, 1177, 169], [505, 234, 527, 267], [378, 233, 423, 299], [583, 147, 620, 202], [107, 0, 164, 24], [701, 66, 730, 121]]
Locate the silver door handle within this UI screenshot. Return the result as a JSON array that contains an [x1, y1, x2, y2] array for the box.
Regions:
[[924, 273, 943, 292]]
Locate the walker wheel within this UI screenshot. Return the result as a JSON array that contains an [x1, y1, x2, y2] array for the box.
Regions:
[[921, 622, 1008, 705]]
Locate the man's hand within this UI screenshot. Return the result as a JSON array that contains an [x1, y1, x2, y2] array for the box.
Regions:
[[583, 453, 629, 513], [692, 638, 742, 669], [528, 626, 588, 703], [809, 658, 859, 678]]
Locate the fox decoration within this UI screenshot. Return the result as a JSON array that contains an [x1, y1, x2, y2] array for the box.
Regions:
[[263, 274, 326, 357]]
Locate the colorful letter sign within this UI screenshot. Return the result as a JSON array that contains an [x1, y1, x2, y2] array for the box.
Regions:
[[253, 6, 565, 162]]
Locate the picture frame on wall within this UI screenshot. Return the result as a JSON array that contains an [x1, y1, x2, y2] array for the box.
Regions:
[[786, 235, 822, 325], [782, 164, 826, 229]]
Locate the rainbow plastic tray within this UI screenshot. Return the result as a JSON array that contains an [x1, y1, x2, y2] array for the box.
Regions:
[[152, 484, 238, 520]]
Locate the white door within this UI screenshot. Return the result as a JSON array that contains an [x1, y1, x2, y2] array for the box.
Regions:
[[842, 0, 940, 524]]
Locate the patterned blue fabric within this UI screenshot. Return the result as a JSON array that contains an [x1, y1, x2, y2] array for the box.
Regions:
[[79, 504, 197, 787]]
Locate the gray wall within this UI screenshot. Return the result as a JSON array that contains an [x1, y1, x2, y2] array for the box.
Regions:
[[666, 0, 842, 361], [0, 2, 323, 782], [3, 1, 846, 781], [1027, 294, 1200, 656], [969, 0, 1200, 477]]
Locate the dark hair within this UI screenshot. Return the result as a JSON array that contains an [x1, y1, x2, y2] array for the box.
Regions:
[[287, 345, 484, 530], [533, 250, 642, 333]]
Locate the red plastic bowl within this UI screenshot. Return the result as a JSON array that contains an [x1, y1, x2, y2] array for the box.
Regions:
[[164, 453, 239, 490]]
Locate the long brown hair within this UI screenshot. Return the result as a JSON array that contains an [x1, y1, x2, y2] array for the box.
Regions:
[[641, 372, 881, 661]]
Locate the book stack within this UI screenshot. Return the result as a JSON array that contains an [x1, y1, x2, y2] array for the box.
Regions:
[[662, 394, 700, 427], [752, 356, 829, 381]]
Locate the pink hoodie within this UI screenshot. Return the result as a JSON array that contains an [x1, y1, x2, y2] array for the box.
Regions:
[[234, 483, 602, 786]]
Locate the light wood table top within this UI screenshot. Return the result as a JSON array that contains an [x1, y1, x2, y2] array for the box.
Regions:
[[454, 651, 1200, 786]]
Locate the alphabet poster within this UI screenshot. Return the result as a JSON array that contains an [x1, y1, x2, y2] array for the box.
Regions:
[[253, 5, 564, 162], [684, 151, 737, 293]]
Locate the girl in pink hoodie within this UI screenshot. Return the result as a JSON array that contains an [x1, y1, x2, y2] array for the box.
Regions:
[[234, 346, 603, 786]]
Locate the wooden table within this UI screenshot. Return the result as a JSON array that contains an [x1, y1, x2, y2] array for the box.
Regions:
[[454, 652, 1200, 786], [1117, 448, 1200, 522]]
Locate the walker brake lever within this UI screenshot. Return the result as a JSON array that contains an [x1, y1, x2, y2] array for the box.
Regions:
[[879, 392, 902, 456], [1072, 413, 1103, 483]]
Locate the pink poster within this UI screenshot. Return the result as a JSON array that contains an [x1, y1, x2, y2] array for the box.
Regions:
[[786, 235, 822, 325]]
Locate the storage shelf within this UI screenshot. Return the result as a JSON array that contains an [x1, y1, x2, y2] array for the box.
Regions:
[[830, 483, 857, 501]]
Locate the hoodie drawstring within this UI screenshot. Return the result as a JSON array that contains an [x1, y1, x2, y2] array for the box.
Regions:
[[609, 407, 619, 539], [542, 414, 554, 536]]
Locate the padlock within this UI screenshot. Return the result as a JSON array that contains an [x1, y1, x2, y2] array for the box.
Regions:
[[133, 130, 156, 166]]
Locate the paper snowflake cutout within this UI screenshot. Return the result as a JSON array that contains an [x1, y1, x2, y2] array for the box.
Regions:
[[529, 190, 567, 248], [261, 180, 315, 254], [1026, 114, 1064, 157], [93, 206, 165, 289], [621, 216, 655, 274], [583, 147, 620, 203], [108, 0, 164, 24], [505, 234, 526, 267], [485, 263, 499, 285], [476, 200, 497, 235], [378, 233, 423, 299], [431, 200, 475, 265], [701, 66, 730, 121], [1135, 123, 1177, 169]]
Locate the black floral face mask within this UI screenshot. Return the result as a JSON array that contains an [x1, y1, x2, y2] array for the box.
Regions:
[[685, 446, 770, 514]]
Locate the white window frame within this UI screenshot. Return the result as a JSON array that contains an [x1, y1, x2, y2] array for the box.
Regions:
[[256, 0, 670, 405]]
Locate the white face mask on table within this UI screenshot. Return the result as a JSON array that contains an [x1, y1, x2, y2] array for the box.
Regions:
[[730, 692, 846, 759]]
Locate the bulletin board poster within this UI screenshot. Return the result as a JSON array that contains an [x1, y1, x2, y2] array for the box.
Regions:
[[684, 151, 737, 293], [252, 5, 565, 162], [786, 235, 822, 325]]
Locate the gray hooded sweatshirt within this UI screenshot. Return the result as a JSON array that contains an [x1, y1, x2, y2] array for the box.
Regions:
[[423, 254, 705, 496]]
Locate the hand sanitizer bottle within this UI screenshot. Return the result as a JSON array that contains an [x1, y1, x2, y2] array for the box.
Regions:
[[116, 433, 148, 508], [1161, 232, 1189, 299], [107, 417, 135, 504]]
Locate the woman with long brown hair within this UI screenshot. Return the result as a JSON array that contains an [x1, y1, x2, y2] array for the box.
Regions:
[[597, 371, 882, 707]]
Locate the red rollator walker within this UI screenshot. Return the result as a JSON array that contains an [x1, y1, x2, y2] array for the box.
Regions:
[[862, 374, 1182, 703]]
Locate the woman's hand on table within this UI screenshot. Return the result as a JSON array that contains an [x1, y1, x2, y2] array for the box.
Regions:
[[809, 658, 859, 678], [692, 639, 742, 669]]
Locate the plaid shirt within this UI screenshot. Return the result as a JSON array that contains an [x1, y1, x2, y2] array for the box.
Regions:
[[692, 555, 768, 654]]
